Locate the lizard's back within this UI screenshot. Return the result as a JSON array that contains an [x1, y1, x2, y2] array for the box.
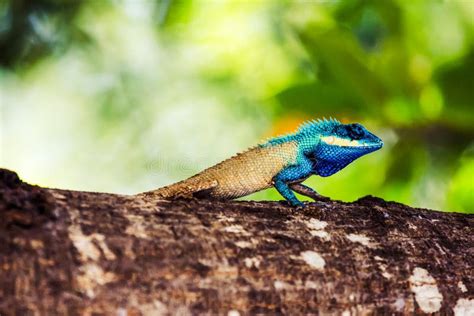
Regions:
[[141, 141, 298, 200]]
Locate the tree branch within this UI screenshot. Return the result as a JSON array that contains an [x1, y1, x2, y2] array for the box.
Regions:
[[0, 168, 472, 315]]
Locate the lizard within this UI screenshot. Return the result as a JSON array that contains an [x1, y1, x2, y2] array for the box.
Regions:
[[138, 118, 383, 207]]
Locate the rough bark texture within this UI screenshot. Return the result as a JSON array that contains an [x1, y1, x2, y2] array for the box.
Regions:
[[0, 168, 472, 315]]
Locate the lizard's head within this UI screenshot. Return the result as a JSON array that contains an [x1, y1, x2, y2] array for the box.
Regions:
[[319, 122, 383, 153], [300, 118, 383, 177]]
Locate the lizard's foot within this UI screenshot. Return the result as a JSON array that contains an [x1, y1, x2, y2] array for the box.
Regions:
[[273, 178, 305, 208], [287, 199, 305, 208]]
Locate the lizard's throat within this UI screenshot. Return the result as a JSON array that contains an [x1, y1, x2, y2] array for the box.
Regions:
[[313, 144, 370, 177]]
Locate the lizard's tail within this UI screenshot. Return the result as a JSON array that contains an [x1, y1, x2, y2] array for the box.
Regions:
[[136, 180, 189, 199], [136, 175, 216, 200]]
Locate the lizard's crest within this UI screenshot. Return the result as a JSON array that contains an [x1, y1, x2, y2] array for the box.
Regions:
[[297, 117, 341, 136], [263, 117, 340, 146]]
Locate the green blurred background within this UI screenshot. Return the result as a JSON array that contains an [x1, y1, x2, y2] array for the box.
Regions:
[[0, 0, 473, 213]]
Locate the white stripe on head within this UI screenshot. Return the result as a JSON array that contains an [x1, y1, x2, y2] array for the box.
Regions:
[[320, 136, 361, 147]]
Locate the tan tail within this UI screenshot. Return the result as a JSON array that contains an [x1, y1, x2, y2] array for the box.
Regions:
[[137, 175, 218, 199]]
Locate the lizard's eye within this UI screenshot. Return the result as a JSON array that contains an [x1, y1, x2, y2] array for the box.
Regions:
[[348, 125, 364, 140]]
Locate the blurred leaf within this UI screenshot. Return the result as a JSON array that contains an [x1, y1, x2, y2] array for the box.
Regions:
[[0, 0, 88, 69], [275, 81, 363, 116], [297, 28, 389, 111], [447, 155, 474, 213], [436, 50, 474, 129]]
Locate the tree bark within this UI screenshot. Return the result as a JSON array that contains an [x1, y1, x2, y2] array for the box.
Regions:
[[0, 168, 472, 315]]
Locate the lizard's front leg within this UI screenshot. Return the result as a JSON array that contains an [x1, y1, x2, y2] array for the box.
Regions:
[[273, 163, 313, 207], [289, 183, 330, 202], [273, 179, 303, 207]]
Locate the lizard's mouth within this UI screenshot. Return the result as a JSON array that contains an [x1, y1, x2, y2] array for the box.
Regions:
[[348, 141, 383, 149]]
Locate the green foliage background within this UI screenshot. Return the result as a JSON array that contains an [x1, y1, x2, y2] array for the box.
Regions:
[[0, 0, 473, 213]]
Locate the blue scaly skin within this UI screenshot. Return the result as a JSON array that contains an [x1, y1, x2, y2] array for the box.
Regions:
[[139, 118, 383, 207]]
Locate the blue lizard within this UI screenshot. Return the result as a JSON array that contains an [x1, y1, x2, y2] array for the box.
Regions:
[[140, 118, 383, 207]]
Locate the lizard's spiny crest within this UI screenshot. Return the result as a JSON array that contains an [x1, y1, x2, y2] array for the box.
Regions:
[[297, 117, 341, 136], [262, 117, 342, 147]]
